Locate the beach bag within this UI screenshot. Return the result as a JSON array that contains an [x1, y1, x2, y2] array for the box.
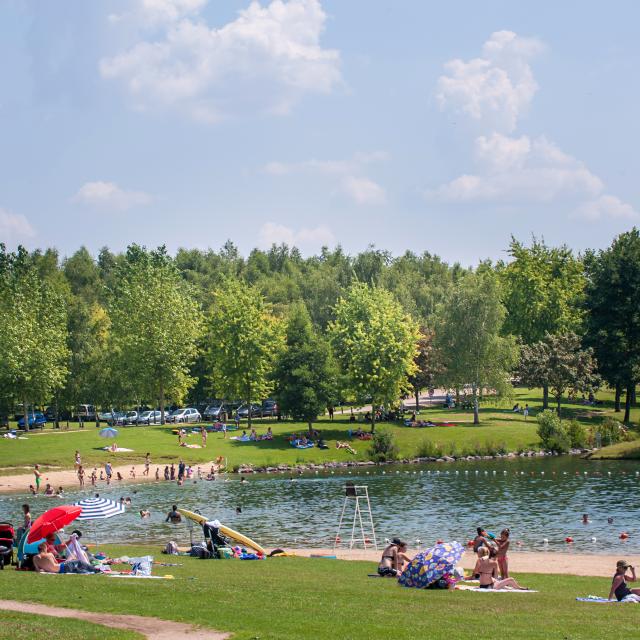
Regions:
[[130, 555, 153, 576], [217, 547, 234, 559]]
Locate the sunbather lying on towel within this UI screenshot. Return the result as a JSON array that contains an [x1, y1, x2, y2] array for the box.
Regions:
[[336, 441, 356, 454]]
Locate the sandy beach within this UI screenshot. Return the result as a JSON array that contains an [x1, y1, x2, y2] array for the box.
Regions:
[[0, 462, 213, 494], [294, 548, 640, 577]]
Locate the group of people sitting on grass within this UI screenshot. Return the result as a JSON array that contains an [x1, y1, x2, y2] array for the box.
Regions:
[[31, 530, 101, 574]]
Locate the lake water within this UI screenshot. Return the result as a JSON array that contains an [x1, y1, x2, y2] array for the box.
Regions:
[[1, 456, 639, 554]]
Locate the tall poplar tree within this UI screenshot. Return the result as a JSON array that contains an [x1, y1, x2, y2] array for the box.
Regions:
[[329, 283, 418, 432], [435, 272, 518, 424], [273, 303, 336, 428], [0, 246, 70, 430], [108, 245, 204, 423], [207, 278, 283, 427]]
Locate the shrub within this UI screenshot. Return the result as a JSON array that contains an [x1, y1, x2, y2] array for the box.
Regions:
[[566, 420, 588, 449], [415, 439, 444, 459], [594, 417, 625, 447], [368, 429, 399, 462], [536, 410, 570, 453]]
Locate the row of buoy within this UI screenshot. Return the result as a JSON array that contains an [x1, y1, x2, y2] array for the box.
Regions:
[[334, 469, 639, 476]]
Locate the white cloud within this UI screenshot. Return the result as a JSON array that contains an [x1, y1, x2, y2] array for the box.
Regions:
[[0, 208, 36, 245], [110, 0, 207, 26], [573, 195, 639, 220], [263, 151, 387, 205], [72, 181, 153, 211], [258, 222, 334, 251], [101, 0, 341, 122], [429, 133, 603, 203], [436, 30, 545, 133], [430, 32, 638, 220]]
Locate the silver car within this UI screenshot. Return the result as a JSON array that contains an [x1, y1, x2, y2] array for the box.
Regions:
[[137, 410, 162, 425], [167, 408, 201, 423]]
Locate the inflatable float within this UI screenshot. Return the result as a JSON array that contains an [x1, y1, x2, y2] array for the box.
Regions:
[[177, 509, 266, 555]]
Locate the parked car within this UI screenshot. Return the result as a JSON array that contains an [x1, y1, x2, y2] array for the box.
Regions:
[[136, 410, 162, 425], [236, 403, 262, 419], [97, 410, 115, 422], [44, 406, 71, 422], [167, 408, 201, 423], [75, 404, 97, 422], [203, 403, 229, 420], [114, 411, 138, 426], [17, 412, 47, 429], [261, 400, 279, 417]]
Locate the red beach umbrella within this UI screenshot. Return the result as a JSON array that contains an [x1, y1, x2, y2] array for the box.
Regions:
[[27, 505, 82, 544]]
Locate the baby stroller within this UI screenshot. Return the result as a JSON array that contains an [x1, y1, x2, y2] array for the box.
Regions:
[[0, 522, 15, 569]]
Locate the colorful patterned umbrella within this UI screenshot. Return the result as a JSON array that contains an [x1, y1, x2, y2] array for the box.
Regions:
[[398, 541, 464, 589]]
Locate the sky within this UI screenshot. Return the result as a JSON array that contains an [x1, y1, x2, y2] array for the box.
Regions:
[[1, 0, 639, 265]]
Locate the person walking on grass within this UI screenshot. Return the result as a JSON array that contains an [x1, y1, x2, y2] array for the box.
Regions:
[[33, 464, 42, 493], [523, 404, 529, 420], [201, 427, 207, 448]]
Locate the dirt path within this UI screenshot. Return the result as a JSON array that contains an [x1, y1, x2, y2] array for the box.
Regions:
[[0, 599, 229, 639]]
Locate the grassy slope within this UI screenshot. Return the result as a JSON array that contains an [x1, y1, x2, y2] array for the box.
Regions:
[[0, 611, 141, 640], [0, 545, 636, 640], [1, 388, 637, 475], [590, 440, 640, 459]]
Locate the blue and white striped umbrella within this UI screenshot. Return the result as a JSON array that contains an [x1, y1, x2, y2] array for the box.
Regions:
[[99, 427, 118, 438], [74, 497, 126, 520]]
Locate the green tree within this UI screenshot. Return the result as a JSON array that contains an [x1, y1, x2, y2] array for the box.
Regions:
[[0, 246, 70, 430], [407, 327, 441, 412], [108, 245, 204, 423], [584, 230, 640, 420], [519, 333, 598, 417], [273, 303, 336, 428], [435, 271, 518, 424], [207, 278, 283, 427], [329, 282, 418, 432], [499, 237, 585, 408]]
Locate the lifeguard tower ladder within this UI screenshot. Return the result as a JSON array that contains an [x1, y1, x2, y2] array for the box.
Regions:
[[334, 484, 377, 550]]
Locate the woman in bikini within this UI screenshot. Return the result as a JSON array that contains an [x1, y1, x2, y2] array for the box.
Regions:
[[377, 538, 410, 577], [609, 560, 640, 601], [473, 546, 527, 590]]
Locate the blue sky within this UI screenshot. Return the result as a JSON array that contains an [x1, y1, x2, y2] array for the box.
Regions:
[[1, 0, 638, 265]]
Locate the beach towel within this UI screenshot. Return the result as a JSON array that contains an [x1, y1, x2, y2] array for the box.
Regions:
[[455, 584, 538, 593], [576, 595, 640, 603]]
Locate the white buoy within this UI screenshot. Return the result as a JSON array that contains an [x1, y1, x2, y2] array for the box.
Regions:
[[608, 472, 611, 476], [396, 471, 400, 474], [591, 537, 597, 542], [503, 470, 507, 475], [543, 538, 549, 544], [492, 470, 496, 475], [541, 471, 544, 475], [465, 470, 469, 474], [455, 470, 459, 475], [419, 470, 423, 474], [415, 539, 421, 545]]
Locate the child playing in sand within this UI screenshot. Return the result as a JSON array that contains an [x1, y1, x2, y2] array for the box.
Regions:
[[130, 467, 136, 478]]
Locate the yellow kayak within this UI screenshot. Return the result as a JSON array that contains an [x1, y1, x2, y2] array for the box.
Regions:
[[177, 508, 266, 555]]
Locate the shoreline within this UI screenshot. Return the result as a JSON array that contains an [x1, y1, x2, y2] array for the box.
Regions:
[[293, 548, 639, 577], [0, 447, 598, 495]]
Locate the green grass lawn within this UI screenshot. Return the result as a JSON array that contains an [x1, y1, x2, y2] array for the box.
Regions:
[[1, 388, 637, 476], [0, 611, 142, 640], [0, 545, 635, 640], [589, 440, 640, 459]]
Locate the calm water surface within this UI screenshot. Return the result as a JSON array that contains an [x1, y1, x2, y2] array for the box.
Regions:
[[1, 456, 638, 553]]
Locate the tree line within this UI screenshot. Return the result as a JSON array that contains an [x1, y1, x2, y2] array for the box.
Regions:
[[1, 230, 638, 430]]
